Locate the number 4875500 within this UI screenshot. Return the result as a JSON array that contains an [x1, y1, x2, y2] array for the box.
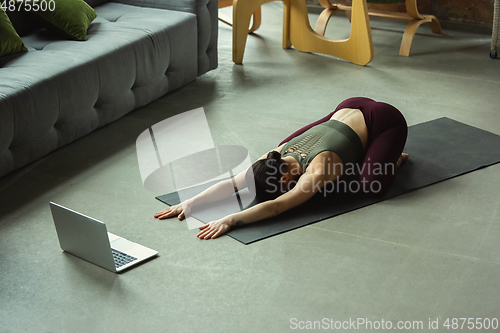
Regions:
[[1, 0, 56, 12]]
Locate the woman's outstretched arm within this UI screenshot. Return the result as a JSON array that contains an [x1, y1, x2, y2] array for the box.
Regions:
[[154, 145, 286, 220], [196, 172, 328, 239], [154, 171, 247, 220]]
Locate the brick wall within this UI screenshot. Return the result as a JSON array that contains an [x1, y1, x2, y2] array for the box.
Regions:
[[306, 0, 495, 27]]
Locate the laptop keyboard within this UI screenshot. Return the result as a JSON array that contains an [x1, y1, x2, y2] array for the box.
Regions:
[[112, 249, 137, 268]]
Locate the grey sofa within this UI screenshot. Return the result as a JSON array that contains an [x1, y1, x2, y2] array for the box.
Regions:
[[0, 0, 218, 178]]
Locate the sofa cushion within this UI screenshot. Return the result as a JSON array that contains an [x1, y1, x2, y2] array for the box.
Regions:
[[0, 9, 28, 57], [30, 0, 97, 41], [0, 3, 198, 176]]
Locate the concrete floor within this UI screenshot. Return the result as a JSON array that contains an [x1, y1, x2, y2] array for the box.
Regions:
[[1, 4, 499, 332]]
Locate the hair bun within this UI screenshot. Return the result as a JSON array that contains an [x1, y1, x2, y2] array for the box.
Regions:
[[267, 150, 281, 161]]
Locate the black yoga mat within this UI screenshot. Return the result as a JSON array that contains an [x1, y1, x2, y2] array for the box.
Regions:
[[157, 117, 500, 244]]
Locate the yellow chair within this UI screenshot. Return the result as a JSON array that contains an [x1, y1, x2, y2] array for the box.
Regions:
[[232, 0, 374, 65], [315, 0, 442, 56], [219, 0, 262, 34]]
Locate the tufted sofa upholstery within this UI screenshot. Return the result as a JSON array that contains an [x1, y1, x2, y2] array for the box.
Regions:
[[0, 0, 218, 178]]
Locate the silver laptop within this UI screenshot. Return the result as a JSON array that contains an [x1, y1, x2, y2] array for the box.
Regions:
[[50, 202, 158, 273]]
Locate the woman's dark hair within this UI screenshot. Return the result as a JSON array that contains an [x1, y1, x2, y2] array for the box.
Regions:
[[245, 151, 285, 200]]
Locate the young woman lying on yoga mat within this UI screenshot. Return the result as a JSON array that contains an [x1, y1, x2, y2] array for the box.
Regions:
[[154, 97, 409, 239]]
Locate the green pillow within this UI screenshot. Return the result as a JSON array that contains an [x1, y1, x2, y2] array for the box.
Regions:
[[0, 8, 28, 57], [29, 0, 97, 41]]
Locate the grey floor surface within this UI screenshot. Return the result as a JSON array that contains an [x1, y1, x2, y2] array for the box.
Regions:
[[1, 4, 500, 332]]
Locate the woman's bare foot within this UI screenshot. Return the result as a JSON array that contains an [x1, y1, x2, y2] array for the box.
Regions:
[[397, 153, 409, 168]]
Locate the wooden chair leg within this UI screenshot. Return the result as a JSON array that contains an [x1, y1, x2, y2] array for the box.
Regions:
[[400, 17, 438, 56], [219, 1, 262, 34], [405, 0, 422, 19], [233, 0, 273, 63], [289, 0, 374, 65], [249, 8, 262, 33], [400, 0, 442, 56], [283, 0, 292, 48], [314, 0, 340, 35], [428, 15, 442, 34], [405, 0, 442, 35], [345, 9, 352, 22], [315, 8, 339, 35]]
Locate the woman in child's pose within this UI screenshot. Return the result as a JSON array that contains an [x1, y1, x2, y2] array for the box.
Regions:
[[155, 97, 408, 239]]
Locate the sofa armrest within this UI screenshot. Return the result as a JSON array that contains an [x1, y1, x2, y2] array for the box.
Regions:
[[113, 0, 218, 76]]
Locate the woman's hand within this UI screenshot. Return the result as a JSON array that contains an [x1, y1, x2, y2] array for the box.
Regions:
[[154, 202, 191, 220], [196, 217, 235, 239]]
